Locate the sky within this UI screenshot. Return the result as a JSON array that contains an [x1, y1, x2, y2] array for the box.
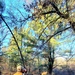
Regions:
[[0, 0, 30, 47], [0, 0, 37, 48]]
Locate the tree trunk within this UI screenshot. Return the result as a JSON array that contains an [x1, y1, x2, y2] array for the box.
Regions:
[[48, 57, 54, 75]]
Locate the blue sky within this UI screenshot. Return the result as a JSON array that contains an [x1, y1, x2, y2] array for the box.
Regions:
[[0, 0, 36, 47], [0, 0, 28, 47]]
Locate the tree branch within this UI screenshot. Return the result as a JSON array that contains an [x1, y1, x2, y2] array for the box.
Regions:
[[0, 15, 26, 68], [42, 11, 56, 15], [65, 0, 69, 13], [42, 1, 69, 19], [39, 17, 60, 39], [40, 26, 71, 49]]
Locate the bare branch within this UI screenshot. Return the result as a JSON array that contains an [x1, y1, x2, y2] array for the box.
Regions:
[[40, 26, 71, 49], [42, 11, 56, 15], [43, 1, 69, 19], [0, 15, 26, 68]]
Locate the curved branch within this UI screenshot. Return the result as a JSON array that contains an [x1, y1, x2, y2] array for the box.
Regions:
[[45, 26, 71, 44], [40, 26, 71, 49], [0, 15, 25, 68]]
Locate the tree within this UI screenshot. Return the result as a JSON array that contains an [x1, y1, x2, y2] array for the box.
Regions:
[[22, 0, 75, 74]]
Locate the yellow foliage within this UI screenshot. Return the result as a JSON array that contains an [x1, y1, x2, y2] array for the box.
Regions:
[[50, 37, 59, 46], [38, 4, 42, 9], [41, 16, 45, 21]]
